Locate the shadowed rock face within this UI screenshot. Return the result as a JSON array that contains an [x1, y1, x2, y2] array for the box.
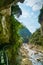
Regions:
[[0, 0, 24, 10], [38, 6, 43, 35]]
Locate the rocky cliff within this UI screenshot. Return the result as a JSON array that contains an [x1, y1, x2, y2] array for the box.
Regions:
[[0, 0, 24, 45]]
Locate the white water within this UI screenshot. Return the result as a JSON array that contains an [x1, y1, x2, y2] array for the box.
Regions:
[[23, 43, 43, 65]]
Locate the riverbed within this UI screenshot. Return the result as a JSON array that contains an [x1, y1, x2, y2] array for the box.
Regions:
[[17, 43, 43, 65]]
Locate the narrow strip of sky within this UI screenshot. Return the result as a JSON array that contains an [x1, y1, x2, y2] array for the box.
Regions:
[[16, 0, 43, 33]]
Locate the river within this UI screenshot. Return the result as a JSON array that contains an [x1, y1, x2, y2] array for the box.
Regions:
[[19, 43, 43, 65]]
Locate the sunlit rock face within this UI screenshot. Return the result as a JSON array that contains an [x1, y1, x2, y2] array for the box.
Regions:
[[0, 8, 11, 44], [0, 7, 11, 16]]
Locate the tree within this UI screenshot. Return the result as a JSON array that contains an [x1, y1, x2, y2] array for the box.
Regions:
[[11, 5, 22, 17]]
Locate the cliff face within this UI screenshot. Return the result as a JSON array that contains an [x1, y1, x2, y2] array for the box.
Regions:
[[0, 7, 12, 44], [0, 0, 24, 44], [0, 1, 24, 65], [0, 0, 24, 11]]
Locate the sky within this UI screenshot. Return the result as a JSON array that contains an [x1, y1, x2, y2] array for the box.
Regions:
[[16, 0, 43, 33]]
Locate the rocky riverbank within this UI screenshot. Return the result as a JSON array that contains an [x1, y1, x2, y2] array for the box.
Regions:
[[16, 43, 43, 65]]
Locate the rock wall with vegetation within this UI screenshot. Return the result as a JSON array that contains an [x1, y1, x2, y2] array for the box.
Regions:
[[29, 6, 43, 46], [0, 0, 24, 65], [29, 29, 43, 45]]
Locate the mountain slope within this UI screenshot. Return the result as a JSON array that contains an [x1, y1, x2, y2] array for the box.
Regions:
[[18, 27, 31, 43], [29, 29, 43, 45]]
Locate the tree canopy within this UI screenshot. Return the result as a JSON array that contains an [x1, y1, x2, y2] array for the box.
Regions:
[[11, 5, 22, 17]]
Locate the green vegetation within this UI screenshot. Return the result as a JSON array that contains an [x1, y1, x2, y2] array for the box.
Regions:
[[0, 0, 43, 65], [6, 15, 25, 65], [18, 26, 31, 43], [0, 0, 25, 65], [29, 29, 43, 45], [0, 15, 24, 65], [29, 6, 43, 46], [11, 5, 22, 17]]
